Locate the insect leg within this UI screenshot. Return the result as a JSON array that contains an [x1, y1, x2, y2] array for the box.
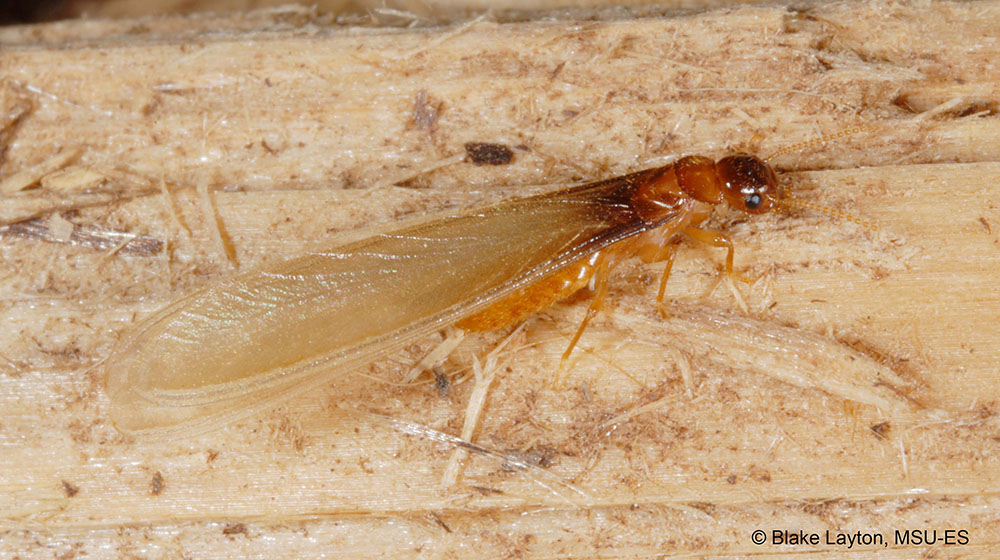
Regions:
[[684, 227, 750, 312], [683, 227, 751, 283], [654, 244, 680, 318], [555, 253, 612, 385], [684, 227, 734, 275]]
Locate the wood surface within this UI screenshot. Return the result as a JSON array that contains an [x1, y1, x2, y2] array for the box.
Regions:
[[1, 1, 999, 558]]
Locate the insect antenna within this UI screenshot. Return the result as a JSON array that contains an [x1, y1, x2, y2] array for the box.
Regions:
[[763, 124, 879, 162], [777, 195, 878, 231], [764, 122, 884, 230]]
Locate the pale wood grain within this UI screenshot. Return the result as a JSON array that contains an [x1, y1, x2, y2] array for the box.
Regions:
[[1, 1, 999, 558]]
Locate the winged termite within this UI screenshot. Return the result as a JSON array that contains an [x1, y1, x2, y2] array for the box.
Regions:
[[104, 130, 866, 437]]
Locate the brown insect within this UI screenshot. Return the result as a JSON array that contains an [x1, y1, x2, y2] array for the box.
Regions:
[[104, 130, 865, 436]]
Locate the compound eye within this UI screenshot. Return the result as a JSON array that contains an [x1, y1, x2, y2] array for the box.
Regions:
[[715, 154, 778, 214]]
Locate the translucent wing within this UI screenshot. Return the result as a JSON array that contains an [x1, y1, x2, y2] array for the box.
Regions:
[[105, 168, 686, 435]]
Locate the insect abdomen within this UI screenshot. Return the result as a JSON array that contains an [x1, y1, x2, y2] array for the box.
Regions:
[[456, 255, 599, 331]]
